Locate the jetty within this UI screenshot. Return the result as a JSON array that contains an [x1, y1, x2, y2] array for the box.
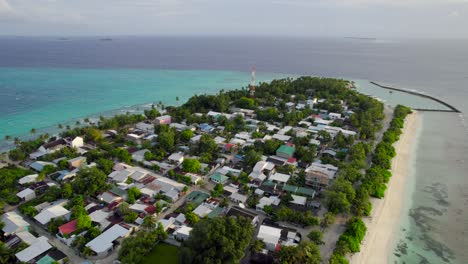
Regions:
[[370, 81, 461, 113]]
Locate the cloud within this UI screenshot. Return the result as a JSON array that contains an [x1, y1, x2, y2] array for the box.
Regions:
[[272, 0, 468, 8], [449, 10, 461, 17]]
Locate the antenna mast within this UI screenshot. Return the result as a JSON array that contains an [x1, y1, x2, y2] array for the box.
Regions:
[[249, 65, 256, 97]]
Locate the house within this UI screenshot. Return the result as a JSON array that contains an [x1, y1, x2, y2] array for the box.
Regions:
[[58, 219, 78, 236], [256, 196, 280, 212], [174, 225, 193, 241], [29, 139, 68, 159], [190, 135, 202, 143], [135, 122, 154, 132], [329, 113, 342, 120], [193, 204, 213, 217], [199, 123, 215, 133], [290, 195, 307, 206], [68, 156, 86, 169], [69, 136, 84, 148], [29, 161, 56, 172], [89, 210, 111, 230], [210, 173, 229, 184], [229, 193, 248, 204], [15, 236, 52, 263], [18, 174, 39, 185], [168, 152, 184, 164], [185, 173, 202, 184], [98, 192, 121, 204], [126, 131, 146, 143], [132, 149, 150, 162], [34, 205, 70, 225], [272, 134, 291, 142], [214, 136, 226, 144], [257, 225, 282, 251], [155, 115, 172, 125], [1, 212, 30, 236], [276, 145, 295, 159], [269, 172, 291, 184], [86, 224, 132, 257], [322, 149, 337, 158], [225, 206, 259, 226], [17, 188, 36, 201], [304, 163, 339, 188]]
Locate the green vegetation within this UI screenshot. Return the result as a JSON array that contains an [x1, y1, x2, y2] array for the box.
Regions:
[[275, 241, 321, 264], [335, 217, 367, 254], [182, 158, 201, 173], [141, 243, 179, 264], [119, 223, 168, 264], [0, 166, 33, 208], [180, 216, 254, 264]]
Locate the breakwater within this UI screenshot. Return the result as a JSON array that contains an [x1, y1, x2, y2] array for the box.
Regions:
[[370, 82, 461, 113]]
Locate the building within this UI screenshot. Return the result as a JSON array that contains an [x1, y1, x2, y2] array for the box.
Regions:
[[290, 195, 307, 206], [276, 145, 295, 159], [86, 224, 132, 257], [15, 236, 52, 263], [155, 115, 172, 125], [132, 149, 150, 163], [18, 174, 39, 185], [269, 172, 291, 184], [34, 205, 71, 225], [229, 192, 248, 204], [304, 163, 339, 188], [168, 152, 184, 164], [67, 156, 86, 169], [256, 196, 280, 212], [17, 188, 36, 201], [69, 136, 84, 148], [135, 122, 154, 132], [210, 173, 229, 184], [174, 225, 193, 241], [29, 161, 56, 172], [257, 225, 282, 251], [58, 219, 78, 236], [1, 212, 30, 236]]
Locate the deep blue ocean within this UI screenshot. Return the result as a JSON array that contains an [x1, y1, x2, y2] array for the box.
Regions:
[[0, 36, 467, 263]]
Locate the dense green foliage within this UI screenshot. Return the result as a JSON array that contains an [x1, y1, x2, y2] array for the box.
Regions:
[[180, 217, 254, 264], [275, 241, 321, 264], [119, 223, 168, 264], [0, 166, 33, 207], [72, 167, 110, 196], [335, 218, 367, 254]]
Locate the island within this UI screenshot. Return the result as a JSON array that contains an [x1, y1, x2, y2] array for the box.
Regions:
[[0, 76, 413, 264]]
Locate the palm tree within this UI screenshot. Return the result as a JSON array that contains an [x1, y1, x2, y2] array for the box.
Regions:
[[176, 96, 179, 102], [84, 118, 90, 123], [4, 135, 11, 141], [30, 128, 36, 135], [13, 137, 21, 146], [58, 123, 63, 129], [141, 215, 157, 230], [75, 121, 81, 126], [66, 125, 71, 130], [251, 239, 265, 253]]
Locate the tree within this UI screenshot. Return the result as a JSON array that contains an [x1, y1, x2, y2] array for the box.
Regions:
[[251, 239, 265, 253], [30, 128, 36, 135], [127, 187, 141, 204], [236, 96, 256, 109], [124, 211, 138, 223], [76, 214, 92, 230], [62, 183, 73, 198], [158, 129, 175, 151], [180, 129, 194, 141], [85, 128, 102, 142], [210, 183, 224, 197], [275, 241, 321, 264], [72, 167, 109, 196], [96, 158, 114, 174], [307, 230, 324, 245], [243, 149, 262, 169], [180, 216, 254, 264], [320, 212, 336, 230], [144, 108, 160, 120], [329, 253, 349, 264], [198, 134, 218, 154], [182, 158, 201, 173], [186, 211, 200, 225], [4, 135, 11, 141], [141, 215, 156, 230]]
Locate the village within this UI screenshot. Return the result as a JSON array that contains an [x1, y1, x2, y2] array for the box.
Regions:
[[0, 77, 398, 264]]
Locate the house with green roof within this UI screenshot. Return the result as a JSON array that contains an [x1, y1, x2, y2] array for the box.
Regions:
[[210, 173, 229, 184], [276, 145, 295, 159]]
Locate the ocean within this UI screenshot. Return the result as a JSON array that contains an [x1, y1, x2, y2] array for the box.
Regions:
[[0, 36, 467, 263]]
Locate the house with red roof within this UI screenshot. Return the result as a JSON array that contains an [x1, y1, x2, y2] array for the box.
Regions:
[[58, 219, 78, 236]]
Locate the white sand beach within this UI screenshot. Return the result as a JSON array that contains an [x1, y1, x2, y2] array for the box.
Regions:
[[349, 111, 421, 264]]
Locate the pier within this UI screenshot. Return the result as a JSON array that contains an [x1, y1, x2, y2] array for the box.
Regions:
[[370, 81, 461, 113]]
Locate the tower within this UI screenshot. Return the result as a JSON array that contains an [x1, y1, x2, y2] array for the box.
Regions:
[[249, 65, 256, 97]]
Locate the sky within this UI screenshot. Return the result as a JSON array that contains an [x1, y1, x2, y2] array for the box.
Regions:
[[0, 0, 467, 38]]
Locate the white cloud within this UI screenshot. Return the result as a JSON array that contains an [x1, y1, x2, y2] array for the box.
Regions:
[[449, 10, 461, 17], [0, 0, 12, 12]]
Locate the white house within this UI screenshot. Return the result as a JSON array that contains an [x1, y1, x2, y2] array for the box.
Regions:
[[155, 115, 172, 125], [18, 174, 39, 185], [168, 152, 184, 164], [229, 193, 248, 204], [132, 149, 150, 163], [86, 224, 132, 257], [257, 225, 282, 251], [69, 136, 84, 148], [17, 188, 36, 202], [15, 236, 52, 263], [1, 212, 30, 236], [174, 225, 192, 241], [34, 205, 70, 225], [269, 172, 291, 184]]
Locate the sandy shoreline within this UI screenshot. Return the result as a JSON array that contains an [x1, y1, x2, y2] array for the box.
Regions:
[[349, 111, 420, 264]]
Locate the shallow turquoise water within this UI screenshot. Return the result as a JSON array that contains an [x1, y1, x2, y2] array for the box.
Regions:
[[0, 68, 289, 144]]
